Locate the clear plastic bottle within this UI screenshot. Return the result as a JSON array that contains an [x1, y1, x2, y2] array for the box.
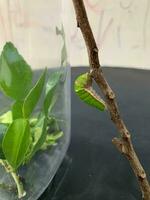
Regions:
[[0, 1, 70, 199]]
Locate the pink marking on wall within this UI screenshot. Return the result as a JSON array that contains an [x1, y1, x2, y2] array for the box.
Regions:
[[97, 14, 114, 47], [85, 0, 103, 14]]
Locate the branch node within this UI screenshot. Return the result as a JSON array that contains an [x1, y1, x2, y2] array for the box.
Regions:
[[123, 133, 131, 140], [112, 137, 127, 154], [107, 90, 115, 99], [138, 172, 146, 180]]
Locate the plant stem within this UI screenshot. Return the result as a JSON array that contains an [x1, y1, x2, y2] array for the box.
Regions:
[[72, 0, 150, 199], [0, 159, 26, 198], [11, 170, 26, 199]]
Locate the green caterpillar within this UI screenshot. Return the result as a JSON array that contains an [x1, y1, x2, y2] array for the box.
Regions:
[[74, 73, 106, 111]]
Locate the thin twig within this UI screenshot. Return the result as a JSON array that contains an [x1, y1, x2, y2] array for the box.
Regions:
[[72, 0, 150, 199]]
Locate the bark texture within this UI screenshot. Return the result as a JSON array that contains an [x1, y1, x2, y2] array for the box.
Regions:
[[72, 0, 150, 199]]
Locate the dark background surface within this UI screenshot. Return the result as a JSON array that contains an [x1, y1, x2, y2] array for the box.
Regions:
[[40, 67, 150, 200]]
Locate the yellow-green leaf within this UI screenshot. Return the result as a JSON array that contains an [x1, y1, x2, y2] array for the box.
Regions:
[[0, 111, 12, 124]]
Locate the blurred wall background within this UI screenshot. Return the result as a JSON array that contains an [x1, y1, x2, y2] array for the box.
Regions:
[[68, 0, 150, 69], [0, 0, 150, 69]]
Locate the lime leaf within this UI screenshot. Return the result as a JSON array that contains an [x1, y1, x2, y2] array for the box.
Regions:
[[0, 42, 32, 100], [23, 69, 46, 118], [0, 124, 8, 159], [2, 118, 30, 170], [74, 73, 106, 111], [12, 101, 23, 119], [0, 111, 12, 124], [44, 71, 61, 116]]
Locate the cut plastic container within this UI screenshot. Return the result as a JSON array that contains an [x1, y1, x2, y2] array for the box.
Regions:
[[0, 1, 70, 199]]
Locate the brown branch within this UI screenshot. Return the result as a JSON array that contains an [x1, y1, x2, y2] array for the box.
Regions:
[[72, 0, 150, 199]]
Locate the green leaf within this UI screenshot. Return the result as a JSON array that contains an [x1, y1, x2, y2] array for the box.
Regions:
[[40, 131, 63, 150], [47, 116, 60, 132], [0, 111, 12, 124], [26, 115, 47, 161], [2, 119, 30, 170], [74, 73, 106, 111], [12, 101, 23, 119], [44, 71, 61, 116], [0, 124, 8, 159], [46, 131, 63, 141], [0, 42, 32, 100], [56, 25, 68, 66], [23, 69, 46, 118], [32, 116, 47, 154]]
